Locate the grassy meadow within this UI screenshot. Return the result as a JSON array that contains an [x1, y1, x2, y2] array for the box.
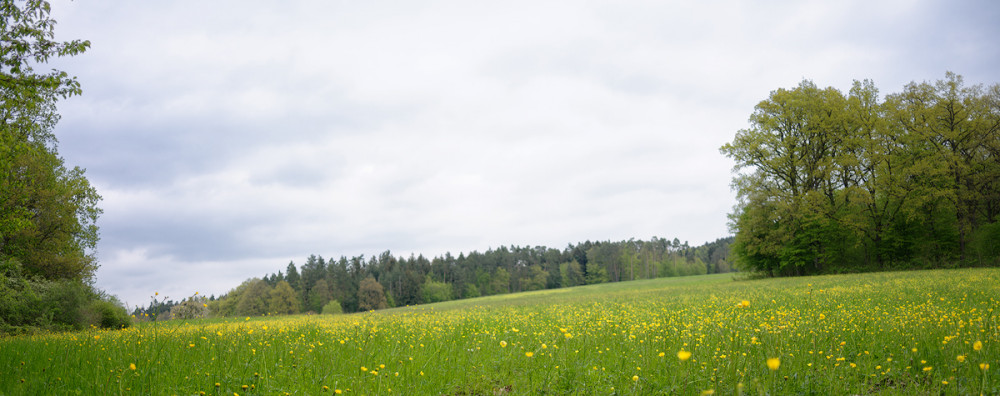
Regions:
[[2, 269, 998, 395]]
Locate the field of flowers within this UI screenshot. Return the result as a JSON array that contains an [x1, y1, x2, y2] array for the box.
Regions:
[[2, 268, 998, 395]]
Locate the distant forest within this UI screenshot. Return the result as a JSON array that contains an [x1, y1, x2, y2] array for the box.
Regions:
[[135, 236, 733, 319]]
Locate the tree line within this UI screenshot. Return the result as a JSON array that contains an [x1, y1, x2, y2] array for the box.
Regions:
[[140, 237, 734, 319], [721, 73, 1000, 276]]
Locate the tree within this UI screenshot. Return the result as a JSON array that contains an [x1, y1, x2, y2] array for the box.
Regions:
[[268, 280, 300, 314], [235, 278, 270, 316], [723, 74, 1000, 274], [306, 278, 332, 313], [357, 276, 387, 311], [2, 0, 99, 282], [490, 267, 510, 294], [422, 276, 452, 303]]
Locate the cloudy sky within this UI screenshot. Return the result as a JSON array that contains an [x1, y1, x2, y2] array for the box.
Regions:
[[46, 0, 999, 306]]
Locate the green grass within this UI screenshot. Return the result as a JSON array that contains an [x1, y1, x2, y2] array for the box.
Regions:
[[2, 269, 998, 395]]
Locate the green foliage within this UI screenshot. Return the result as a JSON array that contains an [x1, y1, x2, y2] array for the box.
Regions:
[[422, 276, 453, 303], [268, 280, 300, 315], [321, 300, 342, 315], [357, 276, 387, 311], [1, 258, 130, 334], [305, 278, 331, 313], [723, 73, 1000, 275], [80, 296, 131, 330], [462, 284, 480, 299]]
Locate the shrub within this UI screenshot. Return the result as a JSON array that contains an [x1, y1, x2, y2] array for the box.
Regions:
[[81, 297, 132, 329], [321, 300, 342, 315]]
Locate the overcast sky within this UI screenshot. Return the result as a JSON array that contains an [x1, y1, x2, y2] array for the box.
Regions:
[[46, 0, 1000, 307]]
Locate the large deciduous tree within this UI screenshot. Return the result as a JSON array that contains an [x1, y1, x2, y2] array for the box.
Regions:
[[2, 0, 99, 281]]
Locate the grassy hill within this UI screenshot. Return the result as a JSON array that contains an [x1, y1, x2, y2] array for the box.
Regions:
[[2, 269, 998, 394]]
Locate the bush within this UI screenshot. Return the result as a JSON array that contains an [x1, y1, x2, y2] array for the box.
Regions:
[[81, 297, 132, 329], [321, 300, 342, 315]]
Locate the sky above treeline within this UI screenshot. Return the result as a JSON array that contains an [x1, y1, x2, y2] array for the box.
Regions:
[[46, 0, 1000, 307]]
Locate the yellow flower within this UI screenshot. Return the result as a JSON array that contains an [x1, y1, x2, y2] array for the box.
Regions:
[[701, 390, 715, 396], [957, 355, 966, 363], [129, 363, 136, 370], [541, 343, 547, 349], [739, 300, 750, 308], [500, 340, 507, 348], [361, 366, 367, 372], [980, 363, 990, 371], [973, 340, 983, 351], [632, 375, 639, 382], [525, 352, 534, 357], [335, 390, 342, 395], [677, 350, 692, 361], [658, 352, 665, 357], [767, 358, 780, 371], [923, 366, 932, 372]]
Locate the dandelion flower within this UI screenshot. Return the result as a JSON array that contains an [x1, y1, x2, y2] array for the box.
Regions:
[[129, 363, 136, 371], [632, 375, 639, 382], [658, 352, 665, 357], [766, 358, 780, 371], [923, 366, 932, 372], [500, 341, 507, 348], [525, 352, 534, 357], [957, 355, 966, 363], [677, 350, 692, 361], [701, 390, 715, 396], [973, 341, 983, 351], [981, 363, 990, 371]]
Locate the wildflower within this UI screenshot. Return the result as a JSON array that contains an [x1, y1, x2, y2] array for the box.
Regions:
[[957, 355, 966, 363], [335, 390, 342, 394], [973, 341, 983, 351], [541, 343, 547, 349], [129, 363, 136, 371], [632, 375, 639, 382], [767, 358, 780, 371], [525, 352, 534, 357], [980, 363, 990, 371], [923, 366, 932, 372], [701, 390, 715, 396], [739, 300, 750, 308], [658, 352, 665, 357], [361, 366, 367, 372], [677, 350, 692, 361], [500, 340, 507, 348]]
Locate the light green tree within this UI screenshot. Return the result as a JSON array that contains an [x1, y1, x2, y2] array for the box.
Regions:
[[268, 280, 300, 315]]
